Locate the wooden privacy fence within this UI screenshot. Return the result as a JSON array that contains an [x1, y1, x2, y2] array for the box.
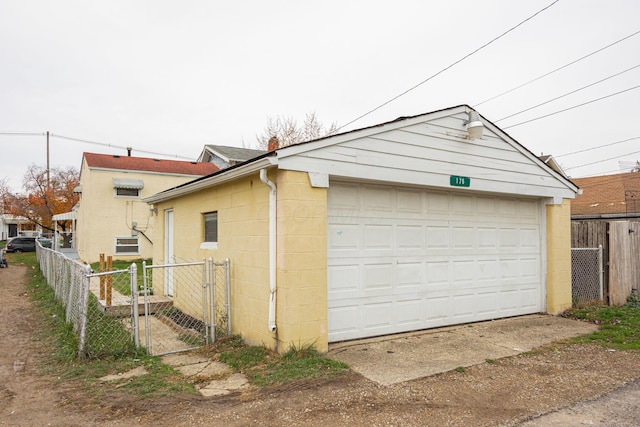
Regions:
[[609, 221, 640, 305], [572, 220, 640, 305]]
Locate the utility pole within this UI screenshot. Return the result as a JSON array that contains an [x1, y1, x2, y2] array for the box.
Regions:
[[46, 131, 50, 189]]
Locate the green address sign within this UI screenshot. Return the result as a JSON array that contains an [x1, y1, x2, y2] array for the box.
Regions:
[[450, 175, 470, 187]]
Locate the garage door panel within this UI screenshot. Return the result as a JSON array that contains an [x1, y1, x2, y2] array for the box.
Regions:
[[363, 263, 393, 292], [426, 226, 450, 248], [397, 225, 424, 249], [364, 225, 393, 249], [328, 223, 359, 250], [397, 299, 425, 326], [328, 183, 542, 342]]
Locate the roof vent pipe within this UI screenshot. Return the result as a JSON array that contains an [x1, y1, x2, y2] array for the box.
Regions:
[[260, 168, 277, 333], [127, 146, 132, 156]]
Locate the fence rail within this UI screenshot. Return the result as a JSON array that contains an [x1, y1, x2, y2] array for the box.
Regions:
[[36, 244, 230, 359]]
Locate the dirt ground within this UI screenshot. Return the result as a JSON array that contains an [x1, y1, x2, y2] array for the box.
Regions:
[[2, 264, 640, 427]]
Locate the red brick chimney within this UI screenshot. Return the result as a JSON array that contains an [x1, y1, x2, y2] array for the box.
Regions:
[[268, 136, 279, 152]]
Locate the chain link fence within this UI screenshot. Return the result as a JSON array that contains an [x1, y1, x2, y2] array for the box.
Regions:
[[141, 258, 230, 356], [37, 244, 139, 358], [571, 246, 604, 306], [37, 244, 230, 359]]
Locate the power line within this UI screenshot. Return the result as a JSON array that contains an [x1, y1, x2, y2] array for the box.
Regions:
[[0, 131, 45, 136], [565, 148, 640, 170], [50, 134, 194, 160], [494, 63, 640, 122], [556, 136, 640, 158], [473, 29, 640, 107], [332, 0, 560, 134], [503, 85, 640, 129]]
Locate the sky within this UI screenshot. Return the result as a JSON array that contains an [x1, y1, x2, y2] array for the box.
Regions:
[[1, 0, 639, 192]]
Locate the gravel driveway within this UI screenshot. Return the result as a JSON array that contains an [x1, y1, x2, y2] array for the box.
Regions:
[[2, 263, 640, 426]]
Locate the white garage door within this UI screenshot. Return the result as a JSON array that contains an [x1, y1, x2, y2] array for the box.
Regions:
[[327, 183, 543, 342]]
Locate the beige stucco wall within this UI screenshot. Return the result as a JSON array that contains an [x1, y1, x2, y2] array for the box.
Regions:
[[75, 158, 203, 264], [275, 170, 328, 352], [545, 199, 573, 313], [152, 169, 329, 352], [153, 171, 274, 348]]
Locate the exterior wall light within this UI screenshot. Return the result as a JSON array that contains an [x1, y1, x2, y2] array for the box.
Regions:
[[464, 110, 484, 140]]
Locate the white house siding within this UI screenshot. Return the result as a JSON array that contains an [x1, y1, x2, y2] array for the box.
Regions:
[[277, 108, 574, 201]]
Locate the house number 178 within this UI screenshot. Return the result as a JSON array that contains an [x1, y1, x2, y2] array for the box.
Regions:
[[450, 175, 470, 187]]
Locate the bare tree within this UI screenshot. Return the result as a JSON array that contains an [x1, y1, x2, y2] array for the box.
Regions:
[[256, 112, 338, 150]]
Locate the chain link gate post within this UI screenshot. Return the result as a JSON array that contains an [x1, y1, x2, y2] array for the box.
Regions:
[[77, 264, 92, 359], [142, 260, 150, 354], [597, 244, 604, 302], [208, 257, 215, 344], [130, 263, 140, 350], [224, 258, 231, 335]]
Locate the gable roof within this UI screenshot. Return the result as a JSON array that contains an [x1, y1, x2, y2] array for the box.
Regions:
[[571, 172, 640, 218], [83, 152, 219, 176], [197, 145, 266, 164], [145, 105, 578, 204]]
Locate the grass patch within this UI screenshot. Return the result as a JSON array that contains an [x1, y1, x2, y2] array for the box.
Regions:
[[201, 336, 350, 389], [564, 302, 640, 350], [16, 252, 196, 398], [89, 258, 151, 296], [454, 366, 466, 373]]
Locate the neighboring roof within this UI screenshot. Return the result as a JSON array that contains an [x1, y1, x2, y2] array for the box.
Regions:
[[572, 172, 640, 218], [198, 145, 266, 163], [145, 104, 578, 204], [52, 211, 76, 221], [83, 152, 219, 176]]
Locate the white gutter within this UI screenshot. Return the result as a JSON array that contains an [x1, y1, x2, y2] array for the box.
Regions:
[[260, 168, 277, 333], [143, 156, 276, 204]]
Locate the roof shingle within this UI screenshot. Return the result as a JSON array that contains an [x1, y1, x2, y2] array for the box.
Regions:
[[571, 172, 640, 217], [84, 152, 218, 176]]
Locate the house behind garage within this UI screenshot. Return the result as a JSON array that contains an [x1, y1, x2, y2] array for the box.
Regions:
[[144, 105, 578, 352]]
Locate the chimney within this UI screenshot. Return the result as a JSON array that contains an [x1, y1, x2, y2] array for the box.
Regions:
[[268, 136, 279, 152], [127, 146, 132, 157]]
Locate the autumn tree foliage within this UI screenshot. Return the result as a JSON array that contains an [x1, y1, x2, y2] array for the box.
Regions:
[[256, 112, 338, 150], [1, 164, 79, 237]]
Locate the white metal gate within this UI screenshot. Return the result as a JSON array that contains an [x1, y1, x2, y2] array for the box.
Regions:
[[141, 258, 230, 356]]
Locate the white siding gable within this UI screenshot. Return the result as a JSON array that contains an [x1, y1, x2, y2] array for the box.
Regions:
[[277, 106, 576, 200]]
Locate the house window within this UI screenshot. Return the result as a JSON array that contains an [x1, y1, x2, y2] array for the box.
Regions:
[[115, 187, 139, 197], [204, 212, 218, 242], [115, 237, 140, 254], [113, 178, 144, 198]]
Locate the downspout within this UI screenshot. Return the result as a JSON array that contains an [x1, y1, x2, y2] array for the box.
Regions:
[[259, 169, 277, 333]]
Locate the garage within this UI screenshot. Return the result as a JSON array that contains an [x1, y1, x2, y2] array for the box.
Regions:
[[327, 182, 543, 342]]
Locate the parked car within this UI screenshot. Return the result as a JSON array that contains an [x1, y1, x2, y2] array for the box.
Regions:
[[38, 238, 53, 248], [5, 237, 36, 252]]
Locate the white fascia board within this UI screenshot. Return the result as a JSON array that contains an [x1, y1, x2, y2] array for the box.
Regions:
[[143, 156, 277, 204]]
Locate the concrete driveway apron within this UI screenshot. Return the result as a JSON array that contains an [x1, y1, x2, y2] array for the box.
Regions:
[[327, 314, 598, 386]]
